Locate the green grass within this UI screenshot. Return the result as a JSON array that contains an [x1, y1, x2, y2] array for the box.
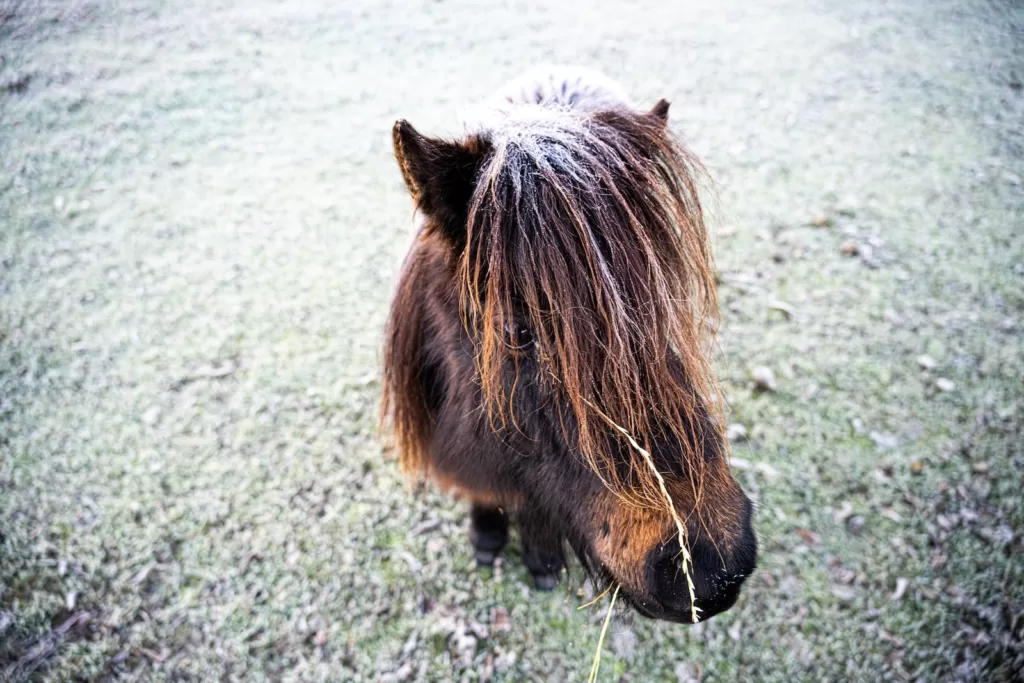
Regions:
[[1, 0, 1022, 681]]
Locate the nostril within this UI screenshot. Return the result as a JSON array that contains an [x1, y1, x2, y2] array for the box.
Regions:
[[649, 538, 723, 603], [690, 539, 747, 603], [648, 543, 693, 607], [638, 500, 758, 623], [647, 538, 716, 612], [644, 532, 757, 622]]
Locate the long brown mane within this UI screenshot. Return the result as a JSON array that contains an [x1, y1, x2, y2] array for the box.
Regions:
[[384, 102, 724, 514], [464, 105, 722, 505]]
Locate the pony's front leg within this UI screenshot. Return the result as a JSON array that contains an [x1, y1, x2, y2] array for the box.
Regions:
[[517, 506, 565, 591], [468, 503, 509, 566]]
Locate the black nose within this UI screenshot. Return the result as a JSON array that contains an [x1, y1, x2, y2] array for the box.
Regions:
[[642, 501, 757, 623]]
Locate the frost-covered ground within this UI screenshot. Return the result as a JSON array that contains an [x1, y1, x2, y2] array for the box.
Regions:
[[1, 0, 1022, 680]]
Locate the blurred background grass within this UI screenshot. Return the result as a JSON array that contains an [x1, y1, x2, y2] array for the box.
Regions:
[[1, 0, 1022, 681]]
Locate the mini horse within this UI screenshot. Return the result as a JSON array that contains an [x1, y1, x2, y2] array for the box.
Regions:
[[383, 67, 756, 622]]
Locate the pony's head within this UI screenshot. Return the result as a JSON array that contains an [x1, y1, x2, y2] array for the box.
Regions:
[[388, 100, 756, 622]]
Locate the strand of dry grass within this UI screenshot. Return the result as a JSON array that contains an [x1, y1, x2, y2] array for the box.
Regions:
[[586, 584, 620, 683], [577, 583, 614, 611], [603, 418, 700, 623]]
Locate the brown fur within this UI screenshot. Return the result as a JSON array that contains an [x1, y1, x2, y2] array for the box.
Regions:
[[381, 78, 756, 621]]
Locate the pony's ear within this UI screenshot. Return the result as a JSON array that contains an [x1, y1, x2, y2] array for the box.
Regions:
[[647, 99, 671, 125], [393, 119, 487, 248]]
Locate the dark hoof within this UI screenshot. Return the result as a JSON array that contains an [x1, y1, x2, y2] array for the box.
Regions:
[[474, 549, 498, 567], [469, 505, 508, 568], [532, 573, 558, 591]]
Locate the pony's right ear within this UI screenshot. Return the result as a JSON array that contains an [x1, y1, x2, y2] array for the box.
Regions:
[[393, 120, 487, 248]]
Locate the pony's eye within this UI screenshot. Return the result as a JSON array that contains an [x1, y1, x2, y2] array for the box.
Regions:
[[504, 321, 535, 351]]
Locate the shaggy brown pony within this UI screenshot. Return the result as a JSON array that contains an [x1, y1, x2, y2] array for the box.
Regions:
[[383, 68, 756, 623]]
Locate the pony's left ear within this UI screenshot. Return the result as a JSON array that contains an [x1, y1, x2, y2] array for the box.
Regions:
[[647, 99, 671, 125], [393, 119, 487, 248]]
